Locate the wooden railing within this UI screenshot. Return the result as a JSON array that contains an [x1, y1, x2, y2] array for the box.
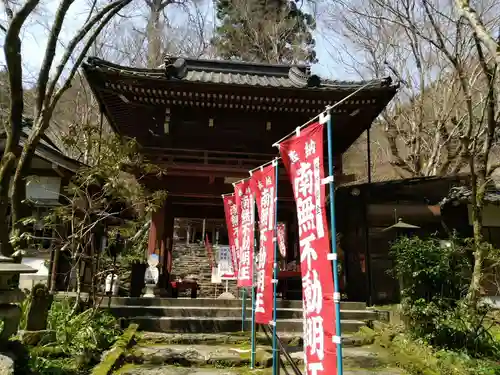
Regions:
[[144, 147, 277, 169], [143, 146, 342, 172]]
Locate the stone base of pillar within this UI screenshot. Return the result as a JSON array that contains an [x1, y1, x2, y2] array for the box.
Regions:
[[143, 283, 157, 298], [217, 291, 236, 299]]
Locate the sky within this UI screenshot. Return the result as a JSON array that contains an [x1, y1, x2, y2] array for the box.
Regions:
[[0, 0, 362, 86]]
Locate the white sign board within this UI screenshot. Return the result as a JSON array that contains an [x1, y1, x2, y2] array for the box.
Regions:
[[26, 176, 62, 201], [211, 266, 221, 283], [217, 245, 236, 280]]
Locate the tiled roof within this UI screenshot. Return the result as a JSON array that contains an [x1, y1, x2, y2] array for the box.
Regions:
[[184, 69, 296, 88], [83, 56, 397, 92], [441, 185, 500, 205], [82, 57, 400, 156], [0, 117, 84, 173], [0, 117, 63, 153]]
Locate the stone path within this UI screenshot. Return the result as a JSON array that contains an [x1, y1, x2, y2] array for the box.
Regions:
[[117, 365, 402, 375], [117, 343, 403, 375]]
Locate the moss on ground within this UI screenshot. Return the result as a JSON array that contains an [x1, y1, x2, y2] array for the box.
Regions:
[[368, 325, 500, 375], [114, 363, 402, 374], [136, 332, 300, 347], [116, 327, 406, 373], [351, 326, 377, 346], [91, 323, 139, 375], [116, 364, 267, 374], [113, 364, 146, 375]]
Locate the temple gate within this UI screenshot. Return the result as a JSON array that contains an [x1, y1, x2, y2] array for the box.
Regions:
[[83, 56, 397, 299]]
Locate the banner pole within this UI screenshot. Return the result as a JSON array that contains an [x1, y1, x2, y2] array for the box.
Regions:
[[272, 159, 280, 375], [241, 288, 246, 331], [326, 110, 344, 375], [250, 199, 257, 369]]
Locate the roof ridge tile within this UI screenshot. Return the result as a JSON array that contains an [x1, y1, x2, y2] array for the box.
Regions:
[[83, 56, 399, 91]]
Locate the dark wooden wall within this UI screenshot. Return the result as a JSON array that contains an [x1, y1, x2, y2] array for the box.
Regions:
[[336, 176, 470, 305]]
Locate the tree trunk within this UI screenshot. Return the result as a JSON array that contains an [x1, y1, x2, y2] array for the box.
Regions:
[[0, 31, 25, 257], [9, 157, 28, 250], [0, 155, 16, 256], [469, 210, 484, 304], [147, 0, 163, 68], [466, 163, 486, 306], [0, 0, 40, 256], [10, 117, 47, 251], [71, 250, 82, 316], [49, 246, 61, 294]]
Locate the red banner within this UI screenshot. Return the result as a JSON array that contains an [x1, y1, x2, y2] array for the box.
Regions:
[[250, 163, 276, 325], [277, 222, 287, 259], [223, 194, 239, 277], [234, 180, 254, 288], [279, 122, 337, 375]]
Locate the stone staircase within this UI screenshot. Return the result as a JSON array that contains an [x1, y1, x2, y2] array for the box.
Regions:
[[105, 297, 378, 334]]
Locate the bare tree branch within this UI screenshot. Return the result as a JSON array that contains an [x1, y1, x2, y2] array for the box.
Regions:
[[35, 0, 74, 115], [48, 0, 133, 113], [4, 0, 132, 254], [455, 0, 500, 64], [45, 0, 132, 104], [329, 0, 500, 305]]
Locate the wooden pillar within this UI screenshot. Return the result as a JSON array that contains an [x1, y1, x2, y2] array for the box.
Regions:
[[290, 212, 299, 263], [164, 199, 174, 274], [339, 189, 367, 302], [147, 204, 165, 258], [148, 199, 175, 277]]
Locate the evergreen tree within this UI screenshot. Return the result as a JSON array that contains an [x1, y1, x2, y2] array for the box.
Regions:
[[211, 0, 317, 64]]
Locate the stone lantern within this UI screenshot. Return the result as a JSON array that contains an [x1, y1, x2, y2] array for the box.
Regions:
[[0, 255, 36, 342]]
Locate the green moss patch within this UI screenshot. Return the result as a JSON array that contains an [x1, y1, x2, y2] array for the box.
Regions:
[[91, 323, 139, 375], [371, 326, 500, 375], [136, 332, 303, 347]]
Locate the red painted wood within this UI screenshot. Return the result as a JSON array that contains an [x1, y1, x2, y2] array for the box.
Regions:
[[164, 202, 174, 274], [147, 209, 160, 256]]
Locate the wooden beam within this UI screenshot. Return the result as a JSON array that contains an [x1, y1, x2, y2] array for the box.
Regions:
[[157, 163, 262, 176], [168, 192, 296, 203], [367, 204, 441, 227], [172, 204, 224, 219]]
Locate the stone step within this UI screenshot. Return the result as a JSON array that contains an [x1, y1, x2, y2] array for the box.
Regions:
[[105, 297, 367, 310], [120, 344, 393, 371], [124, 316, 367, 334], [109, 305, 377, 321], [138, 331, 375, 348]]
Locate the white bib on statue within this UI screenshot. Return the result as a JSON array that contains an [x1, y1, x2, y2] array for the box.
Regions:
[[145, 266, 159, 284]]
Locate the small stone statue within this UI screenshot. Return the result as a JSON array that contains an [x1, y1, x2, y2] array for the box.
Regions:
[[25, 283, 53, 331], [20, 283, 55, 346], [143, 254, 159, 298]]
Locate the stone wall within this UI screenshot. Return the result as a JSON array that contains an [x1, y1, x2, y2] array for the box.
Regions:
[[171, 241, 239, 298]]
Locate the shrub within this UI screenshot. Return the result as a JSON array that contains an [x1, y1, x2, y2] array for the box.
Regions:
[[390, 235, 500, 357], [376, 328, 500, 375], [47, 299, 121, 355], [391, 235, 470, 306], [27, 299, 122, 374]]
